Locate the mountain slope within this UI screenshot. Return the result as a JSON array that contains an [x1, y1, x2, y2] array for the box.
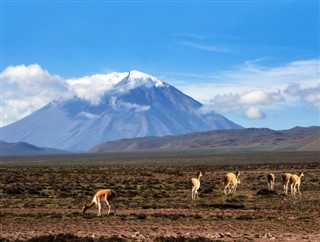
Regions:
[[1, 141, 69, 156], [1, 70, 242, 151], [89, 126, 320, 152]]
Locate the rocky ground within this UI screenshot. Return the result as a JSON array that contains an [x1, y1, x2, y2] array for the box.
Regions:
[[1, 207, 320, 241], [1, 153, 320, 241]]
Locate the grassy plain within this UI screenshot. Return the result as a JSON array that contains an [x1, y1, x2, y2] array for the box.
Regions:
[[1, 151, 320, 241]]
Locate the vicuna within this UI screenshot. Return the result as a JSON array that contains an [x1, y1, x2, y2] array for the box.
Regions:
[[224, 171, 241, 195], [82, 189, 116, 216]]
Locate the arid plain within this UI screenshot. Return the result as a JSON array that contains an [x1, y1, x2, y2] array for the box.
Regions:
[[1, 151, 320, 241]]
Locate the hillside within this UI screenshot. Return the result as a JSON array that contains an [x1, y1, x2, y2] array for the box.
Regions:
[[0, 141, 69, 156], [90, 126, 320, 152]]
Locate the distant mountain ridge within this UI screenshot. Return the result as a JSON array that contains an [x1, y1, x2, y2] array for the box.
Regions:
[[1, 141, 69, 156], [90, 126, 320, 152], [1, 70, 242, 151]]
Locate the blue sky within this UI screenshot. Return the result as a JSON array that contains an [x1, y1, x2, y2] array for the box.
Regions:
[[1, 0, 319, 130]]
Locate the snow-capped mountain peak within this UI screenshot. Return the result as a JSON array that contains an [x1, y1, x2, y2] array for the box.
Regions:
[[67, 70, 167, 105], [125, 70, 167, 89], [1, 70, 242, 151]]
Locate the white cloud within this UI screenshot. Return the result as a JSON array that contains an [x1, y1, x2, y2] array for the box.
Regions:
[[198, 93, 240, 114], [2, 64, 70, 96], [109, 97, 150, 112], [244, 107, 266, 119], [1, 64, 71, 126], [239, 90, 284, 105], [78, 112, 100, 120], [119, 102, 150, 112], [178, 59, 319, 120], [66, 72, 128, 105], [1, 65, 138, 126], [199, 90, 285, 119], [284, 83, 301, 96], [284, 83, 320, 106], [178, 59, 319, 103], [1, 59, 319, 126], [3, 64, 52, 83]]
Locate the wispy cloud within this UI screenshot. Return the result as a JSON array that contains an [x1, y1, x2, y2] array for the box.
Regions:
[[109, 97, 150, 112], [176, 40, 234, 53], [178, 59, 319, 102], [175, 33, 206, 40], [179, 59, 319, 119]]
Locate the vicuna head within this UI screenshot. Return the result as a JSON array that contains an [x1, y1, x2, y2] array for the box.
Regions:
[[235, 171, 241, 183], [298, 171, 304, 178]]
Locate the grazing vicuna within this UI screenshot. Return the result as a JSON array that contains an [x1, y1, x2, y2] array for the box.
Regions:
[[191, 171, 202, 200], [267, 173, 275, 190], [224, 171, 241, 195], [82, 189, 116, 216], [282, 173, 292, 195], [290, 172, 304, 196]]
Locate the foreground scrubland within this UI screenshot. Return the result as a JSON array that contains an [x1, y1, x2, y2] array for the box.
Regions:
[[1, 151, 320, 241]]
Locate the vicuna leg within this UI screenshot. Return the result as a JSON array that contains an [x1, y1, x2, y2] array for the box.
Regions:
[[224, 183, 230, 195], [106, 200, 111, 215], [269, 181, 274, 190], [194, 189, 199, 199], [232, 184, 237, 195], [97, 202, 102, 216], [284, 182, 290, 195], [297, 183, 301, 195], [192, 187, 198, 200], [291, 183, 297, 196], [228, 185, 232, 195]]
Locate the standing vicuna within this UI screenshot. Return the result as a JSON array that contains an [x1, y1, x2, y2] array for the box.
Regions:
[[267, 173, 275, 190], [282, 173, 292, 195], [224, 171, 241, 195], [191, 171, 202, 200], [82, 189, 116, 216], [290, 172, 304, 196]]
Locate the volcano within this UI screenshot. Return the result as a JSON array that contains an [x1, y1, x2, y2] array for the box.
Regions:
[[1, 70, 242, 151]]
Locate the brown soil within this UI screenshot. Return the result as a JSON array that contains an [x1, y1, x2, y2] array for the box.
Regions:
[[1, 153, 320, 241], [1, 207, 320, 241]]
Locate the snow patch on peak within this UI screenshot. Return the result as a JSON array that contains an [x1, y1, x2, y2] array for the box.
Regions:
[[128, 70, 153, 79], [66, 70, 168, 105], [127, 70, 167, 88]]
